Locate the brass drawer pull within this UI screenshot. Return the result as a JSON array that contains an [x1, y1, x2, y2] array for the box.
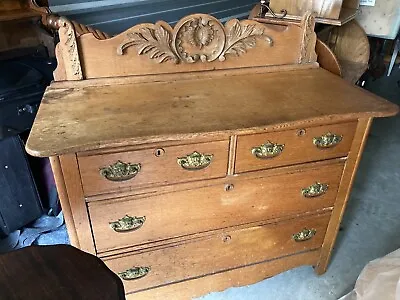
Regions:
[[118, 266, 150, 281], [302, 182, 329, 198], [293, 228, 316, 242], [251, 141, 285, 159], [109, 215, 146, 232], [177, 151, 213, 170], [313, 132, 343, 149], [100, 160, 141, 182]]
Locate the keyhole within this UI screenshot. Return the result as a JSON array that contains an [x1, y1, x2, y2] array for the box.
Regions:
[[224, 184, 234, 192], [154, 148, 165, 157], [223, 235, 232, 242], [297, 129, 306, 136]]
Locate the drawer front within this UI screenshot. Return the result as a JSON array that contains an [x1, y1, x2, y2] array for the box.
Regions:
[[89, 161, 344, 253], [235, 122, 357, 173], [79, 140, 229, 196], [104, 213, 331, 294]]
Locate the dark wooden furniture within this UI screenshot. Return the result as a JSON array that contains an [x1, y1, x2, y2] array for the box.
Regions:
[[0, 245, 125, 299], [26, 12, 398, 300]]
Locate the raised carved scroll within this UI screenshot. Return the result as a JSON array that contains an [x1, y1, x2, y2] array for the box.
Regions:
[[299, 12, 317, 64], [117, 14, 273, 64], [47, 15, 83, 80]]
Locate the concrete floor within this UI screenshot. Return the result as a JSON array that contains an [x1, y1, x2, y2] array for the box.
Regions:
[[199, 69, 400, 300]]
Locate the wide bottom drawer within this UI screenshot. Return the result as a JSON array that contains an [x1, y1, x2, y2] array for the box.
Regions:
[[104, 213, 331, 295]]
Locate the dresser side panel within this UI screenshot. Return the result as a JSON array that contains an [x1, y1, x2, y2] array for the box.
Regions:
[[315, 117, 373, 274], [49, 156, 79, 248], [59, 154, 96, 254]]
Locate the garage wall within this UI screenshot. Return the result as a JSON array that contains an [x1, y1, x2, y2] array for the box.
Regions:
[[48, 0, 258, 35]]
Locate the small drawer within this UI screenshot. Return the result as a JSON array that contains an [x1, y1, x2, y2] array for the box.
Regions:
[[89, 161, 343, 254], [78, 140, 229, 196], [235, 122, 357, 173], [104, 213, 331, 294]]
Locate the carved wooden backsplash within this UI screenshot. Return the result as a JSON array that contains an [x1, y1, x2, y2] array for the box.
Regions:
[[117, 14, 273, 64], [53, 12, 317, 80]]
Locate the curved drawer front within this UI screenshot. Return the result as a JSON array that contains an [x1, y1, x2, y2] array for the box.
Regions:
[[78, 140, 229, 196], [89, 161, 344, 253], [235, 122, 357, 173], [104, 213, 331, 294]]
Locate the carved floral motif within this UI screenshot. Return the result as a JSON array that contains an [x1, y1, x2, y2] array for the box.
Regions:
[[117, 14, 273, 64]]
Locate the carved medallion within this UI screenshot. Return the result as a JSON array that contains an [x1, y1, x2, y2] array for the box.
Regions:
[[117, 14, 273, 64], [174, 14, 225, 63]]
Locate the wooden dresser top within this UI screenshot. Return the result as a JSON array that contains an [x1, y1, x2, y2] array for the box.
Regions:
[[26, 67, 398, 157]]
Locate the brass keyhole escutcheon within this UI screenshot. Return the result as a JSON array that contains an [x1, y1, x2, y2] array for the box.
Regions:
[[224, 184, 234, 192], [297, 129, 306, 136], [154, 148, 165, 157]]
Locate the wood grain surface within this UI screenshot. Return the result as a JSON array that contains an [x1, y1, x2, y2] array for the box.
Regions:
[[104, 213, 331, 294], [127, 249, 320, 300], [26, 68, 398, 157], [78, 140, 229, 196], [235, 121, 356, 173], [89, 161, 344, 253]]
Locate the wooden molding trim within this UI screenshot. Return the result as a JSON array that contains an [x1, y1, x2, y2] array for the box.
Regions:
[[315, 118, 373, 274], [299, 11, 317, 63], [50, 12, 317, 79], [59, 154, 96, 254]]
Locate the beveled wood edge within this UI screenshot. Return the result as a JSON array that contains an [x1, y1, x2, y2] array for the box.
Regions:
[[100, 211, 331, 259], [315, 118, 373, 274], [58, 154, 96, 254], [49, 156, 80, 247], [87, 157, 347, 203], [128, 249, 320, 300], [26, 114, 397, 158], [47, 63, 319, 90], [78, 137, 229, 157]]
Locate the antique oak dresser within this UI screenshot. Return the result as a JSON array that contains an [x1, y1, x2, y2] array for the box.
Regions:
[[26, 12, 398, 299]]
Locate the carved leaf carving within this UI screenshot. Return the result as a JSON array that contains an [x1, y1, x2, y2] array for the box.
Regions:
[[117, 25, 179, 63], [117, 15, 274, 64], [220, 20, 273, 61]]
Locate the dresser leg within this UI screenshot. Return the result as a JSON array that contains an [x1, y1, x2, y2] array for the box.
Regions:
[[314, 118, 372, 275]]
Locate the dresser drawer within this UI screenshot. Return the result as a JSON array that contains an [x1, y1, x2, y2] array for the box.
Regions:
[[104, 213, 330, 294], [89, 161, 343, 253], [78, 140, 229, 196], [235, 122, 357, 173]]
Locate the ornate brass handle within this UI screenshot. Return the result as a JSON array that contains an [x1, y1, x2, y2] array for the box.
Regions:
[[177, 151, 213, 170], [118, 266, 150, 280], [292, 228, 316, 242], [302, 182, 329, 198], [313, 132, 343, 149], [109, 215, 146, 232], [251, 141, 285, 159], [100, 160, 141, 182]]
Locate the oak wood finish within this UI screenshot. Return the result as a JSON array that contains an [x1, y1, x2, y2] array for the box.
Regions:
[[26, 12, 398, 300], [89, 161, 344, 254], [26, 69, 398, 158], [58, 154, 96, 254], [105, 213, 331, 294], [316, 118, 372, 274], [318, 20, 369, 84], [128, 249, 321, 300], [78, 140, 229, 196], [235, 121, 356, 173]]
